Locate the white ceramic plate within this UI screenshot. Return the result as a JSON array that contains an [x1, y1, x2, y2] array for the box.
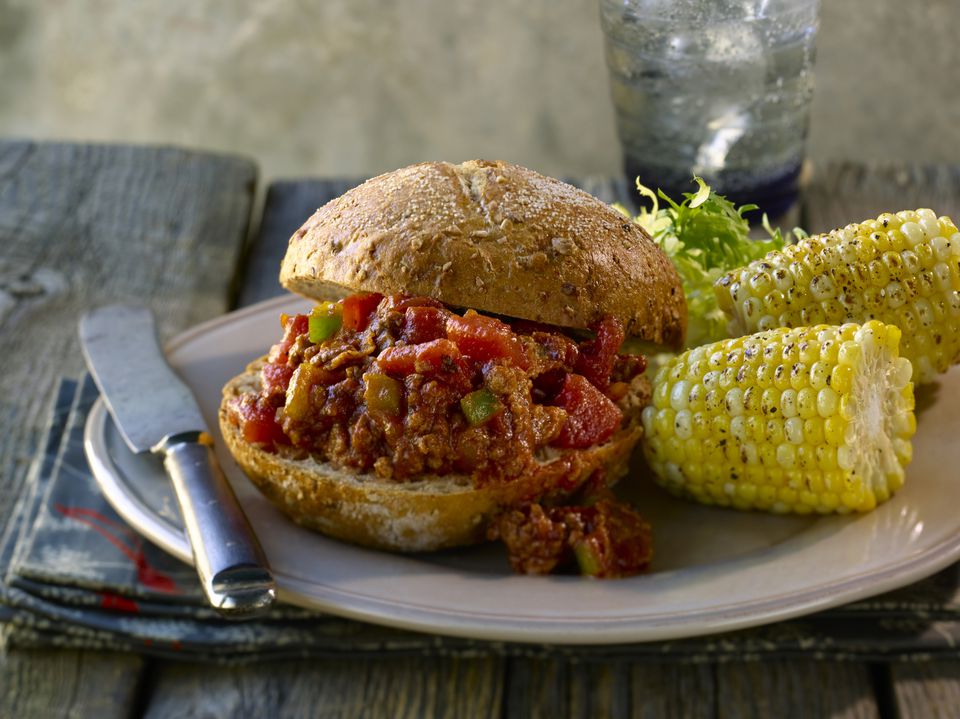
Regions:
[[85, 295, 960, 644]]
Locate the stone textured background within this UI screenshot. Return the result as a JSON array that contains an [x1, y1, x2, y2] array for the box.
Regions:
[[1, 0, 957, 181]]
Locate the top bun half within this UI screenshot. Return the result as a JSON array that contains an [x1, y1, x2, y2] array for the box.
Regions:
[[280, 160, 686, 349]]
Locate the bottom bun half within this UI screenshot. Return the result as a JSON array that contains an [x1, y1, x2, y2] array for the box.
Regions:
[[219, 359, 644, 552]]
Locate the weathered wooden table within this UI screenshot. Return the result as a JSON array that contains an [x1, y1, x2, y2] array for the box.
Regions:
[[1, 141, 959, 717]]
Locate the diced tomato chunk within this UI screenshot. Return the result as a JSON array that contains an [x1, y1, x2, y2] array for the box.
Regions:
[[274, 314, 309, 364], [342, 292, 383, 332], [446, 312, 529, 369], [377, 344, 418, 375], [418, 340, 472, 391], [237, 399, 287, 447], [288, 313, 310, 336], [261, 362, 294, 394], [403, 306, 447, 345], [552, 373, 622, 449], [413, 338, 461, 372], [379, 339, 461, 374], [575, 316, 624, 391], [377, 339, 471, 390]]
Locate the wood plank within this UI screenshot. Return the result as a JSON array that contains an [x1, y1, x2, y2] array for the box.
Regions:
[[144, 656, 503, 719], [0, 648, 144, 719], [0, 141, 257, 718], [0, 140, 257, 523], [890, 661, 960, 719], [630, 663, 713, 719], [505, 659, 701, 718], [238, 178, 361, 307], [716, 661, 879, 719], [504, 660, 877, 718], [801, 162, 960, 233]]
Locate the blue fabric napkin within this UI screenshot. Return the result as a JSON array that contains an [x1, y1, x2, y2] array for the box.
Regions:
[[1, 376, 959, 663]]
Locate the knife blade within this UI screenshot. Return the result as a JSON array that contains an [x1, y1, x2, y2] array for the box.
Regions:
[[79, 304, 276, 618]]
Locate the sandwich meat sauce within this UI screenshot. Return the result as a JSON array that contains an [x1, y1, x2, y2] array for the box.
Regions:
[[220, 160, 688, 579], [226, 291, 653, 577]]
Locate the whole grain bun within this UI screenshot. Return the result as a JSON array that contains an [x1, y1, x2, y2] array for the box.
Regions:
[[280, 160, 686, 349], [220, 359, 645, 552]]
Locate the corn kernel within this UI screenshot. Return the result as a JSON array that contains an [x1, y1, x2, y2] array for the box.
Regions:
[[757, 485, 777, 507], [785, 417, 804, 444], [758, 442, 778, 468], [725, 387, 745, 416], [901, 221, 925, 246], [760, 387, 780, 415], [797, 387, 818, 418], [683, 413, 704, 441], [839, 394, 858, 421], [674, 410, 693, 440], [816, 387, 839, 417], [773, 364, 791, 390], [719, 367, 737, 389], [654, 408, 676, 436], [653, 380, 670, 408], [830, 364, 854, 394], [804, 418, 825, 445], [684, 438, 703, 464], [776, 444, 796, 469], [789, 362, 808, 390], [665, 436, 685, 464], [797, 445, 816, 470], [780, 389, 799, 418], [711, 414, 729, 438], [824, 416, 846, 446], [670, 380, 691, 411], [730, 415, 748, 442], [819, 339, 839, 363], [816, 444, 837, 470], [809, 361, 831, 390]]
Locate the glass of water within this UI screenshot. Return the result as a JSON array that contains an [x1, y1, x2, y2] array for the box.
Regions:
[[600, 0, 820, 216]]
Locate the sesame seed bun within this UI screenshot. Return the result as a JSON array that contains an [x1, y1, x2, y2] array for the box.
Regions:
[[280, 160, 686, 349]]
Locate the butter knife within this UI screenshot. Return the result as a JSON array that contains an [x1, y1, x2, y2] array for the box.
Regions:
[[79, 305, 276, 618]]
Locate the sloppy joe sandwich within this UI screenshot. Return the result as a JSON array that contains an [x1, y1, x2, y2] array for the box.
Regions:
[[219, 160, 686, 576]]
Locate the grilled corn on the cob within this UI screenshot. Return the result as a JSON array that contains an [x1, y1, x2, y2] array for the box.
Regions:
[[715, 209, 960, 383], [641, 322, 915, 514]]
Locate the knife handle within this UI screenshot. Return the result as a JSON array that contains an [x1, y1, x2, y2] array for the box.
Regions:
[[158, 433, 276, 618]]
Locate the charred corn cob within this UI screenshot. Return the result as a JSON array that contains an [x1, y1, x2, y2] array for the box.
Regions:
[[641, 322, 915, 514], [715, 209, 960, 383]]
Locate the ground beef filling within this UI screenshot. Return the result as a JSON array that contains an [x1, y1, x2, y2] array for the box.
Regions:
[[230, 292, 647, 485], [490, 488, 653, 578]]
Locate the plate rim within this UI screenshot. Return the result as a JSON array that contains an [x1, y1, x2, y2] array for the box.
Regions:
[[83, 296, 960, 644]]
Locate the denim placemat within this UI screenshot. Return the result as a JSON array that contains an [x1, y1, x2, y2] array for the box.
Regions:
[[1, 376, 959, 663]]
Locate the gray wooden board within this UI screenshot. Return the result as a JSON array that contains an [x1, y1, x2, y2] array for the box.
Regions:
[[0, 141, 257, 718], [0, 647, 145, 719], [236, 178, 362, 308], [500, 659, 881, 718], [143, 656, 504, 719], [891, 661, 960, 719], [5, 149, 960, 717]]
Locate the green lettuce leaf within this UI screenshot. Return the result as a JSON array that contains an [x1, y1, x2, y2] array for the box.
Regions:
[[616, 177, 806, 349]]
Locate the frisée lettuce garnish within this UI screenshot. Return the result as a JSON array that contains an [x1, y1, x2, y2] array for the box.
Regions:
[[617, 177, 806, 349]]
